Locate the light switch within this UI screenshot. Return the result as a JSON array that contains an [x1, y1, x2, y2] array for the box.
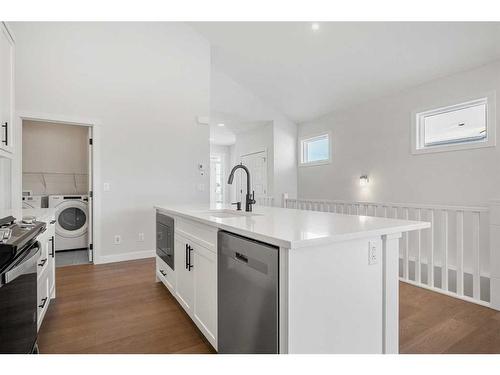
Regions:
[[368, 240, 378, 265], [103, 183, 110, 191]]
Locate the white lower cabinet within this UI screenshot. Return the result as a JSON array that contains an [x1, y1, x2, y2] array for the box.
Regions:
[[36, 217, 56, 330], [156, 215, 217, 349], [174, 235, 194, 311], [192, 244, 216, 344], [37, 273, 49, 330], [156, 256, 175, 292]]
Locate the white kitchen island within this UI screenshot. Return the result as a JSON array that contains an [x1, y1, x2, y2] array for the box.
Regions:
[[154, 204, 430, 354]]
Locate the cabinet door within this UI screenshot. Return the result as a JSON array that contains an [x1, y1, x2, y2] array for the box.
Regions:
[[193, 244, 217, 346], [48, 233, 55, 298], [0, 24, 13, 153], [174, 236, 194, 312], [37, 274, 50, 331], [36, 230, 50, 280]]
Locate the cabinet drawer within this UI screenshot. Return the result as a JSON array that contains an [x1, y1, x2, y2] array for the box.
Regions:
[[37, 274, 50, 330], [156, 256, 175, 292], [175, 218, 217, 252]]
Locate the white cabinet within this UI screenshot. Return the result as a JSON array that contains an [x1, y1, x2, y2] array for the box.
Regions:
[[155, 212, 218, 349], [174, 235, 194, 312], [192, 243, 216, 344], [156, 256, 175, 293], [36, 216, 56, 330], [0, 23, 14, 154], [47, 219, 56, 298]]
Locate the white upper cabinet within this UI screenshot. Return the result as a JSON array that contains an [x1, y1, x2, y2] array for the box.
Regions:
[[0, 23, 14, 155]]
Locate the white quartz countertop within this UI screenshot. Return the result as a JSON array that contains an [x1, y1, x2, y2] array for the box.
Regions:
[[155, 204, 430, 249]]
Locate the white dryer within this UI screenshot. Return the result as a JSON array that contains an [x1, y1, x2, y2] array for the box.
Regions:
[[49, 195, 89, 251]]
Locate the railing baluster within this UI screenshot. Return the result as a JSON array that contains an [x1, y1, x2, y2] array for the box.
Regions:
[[405, 208, 410, 280], [429, 209, 435, 288], [456, 210, 464, 296], [443, 210, 449, 291], [416, 208, 422, 284], [472, 212, 481, 300]]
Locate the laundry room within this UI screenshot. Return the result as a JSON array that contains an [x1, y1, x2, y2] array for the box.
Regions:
[[22, 120, 92, 267]]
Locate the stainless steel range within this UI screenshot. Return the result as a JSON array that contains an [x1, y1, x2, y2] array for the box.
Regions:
[[0, 215, 46, 354]]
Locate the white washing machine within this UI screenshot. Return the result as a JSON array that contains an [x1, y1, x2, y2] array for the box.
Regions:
[[49, 195, 89, 251], [22, 195, 44, 209]]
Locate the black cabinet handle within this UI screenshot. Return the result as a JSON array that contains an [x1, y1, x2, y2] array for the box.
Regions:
[[50, 220, 56, 225], [49, 236, 55, 258], [1, 122, 7, 146], [188, 245, 194, 271], [159, 269, 167, 277], [38, 258, 47, 267], [38, 297, 48, 309], [185, 243, 188, 269]]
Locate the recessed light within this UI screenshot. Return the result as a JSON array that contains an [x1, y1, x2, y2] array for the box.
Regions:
[[217, 123, 225, 127], [311, 23, 320, 31]]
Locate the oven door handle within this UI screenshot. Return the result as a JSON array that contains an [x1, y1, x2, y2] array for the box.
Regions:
[[3, 242, 41, 285]]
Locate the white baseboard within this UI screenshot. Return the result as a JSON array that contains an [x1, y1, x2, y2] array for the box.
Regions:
[[94, 250, 155, 265]]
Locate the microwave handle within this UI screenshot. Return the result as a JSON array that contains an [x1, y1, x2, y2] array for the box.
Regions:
[[3, 242, 41, 285]]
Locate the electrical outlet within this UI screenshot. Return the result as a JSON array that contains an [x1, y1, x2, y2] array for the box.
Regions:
[[103, 183, 110, 192], [368, 240, 378, 265], [114, 235, 121, 245], [138, 233, 144, 242]]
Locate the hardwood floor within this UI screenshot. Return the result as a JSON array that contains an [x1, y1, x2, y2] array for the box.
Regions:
[[38, 258, 215, 353], [400, 282, 500, 354], [39, 258, 500, 354]]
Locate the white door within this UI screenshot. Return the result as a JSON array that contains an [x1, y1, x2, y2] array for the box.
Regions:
[[0, 24, 13, 153], [240, 151, 268, 200], [174, 236, 194, 312], [87, 127, 93, 262], [193, 244, 217, 345]]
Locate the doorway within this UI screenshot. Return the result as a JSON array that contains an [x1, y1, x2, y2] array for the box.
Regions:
[[210, 153, 225, 205], [237, 150, 268, 203], [21, 118, 94, 266]]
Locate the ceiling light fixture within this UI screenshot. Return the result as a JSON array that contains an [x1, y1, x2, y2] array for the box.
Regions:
[[217, 123, 225, 127], [311, 23, 320, 31], [359, 175, 369, 187]]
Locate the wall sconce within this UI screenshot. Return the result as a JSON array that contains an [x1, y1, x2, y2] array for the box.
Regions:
[[359, 175, 369, 186]]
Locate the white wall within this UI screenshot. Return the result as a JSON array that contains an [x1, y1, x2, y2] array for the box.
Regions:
[[13, 22, 210, 262], [211, 67, 298, 204], [22, 120, 88, 195], [298, 60, 500, 207]]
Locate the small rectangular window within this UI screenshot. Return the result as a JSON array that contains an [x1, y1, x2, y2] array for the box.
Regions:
[[300, 133, 331, 165], [413, 95, 496, 154]]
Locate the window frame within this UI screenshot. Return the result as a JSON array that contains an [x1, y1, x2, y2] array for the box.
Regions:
[[411, 92, 496, 155], [299, 131, 332, 167]]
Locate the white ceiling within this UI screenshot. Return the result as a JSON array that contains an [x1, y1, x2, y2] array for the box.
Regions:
[[191, 22, 500, 123]]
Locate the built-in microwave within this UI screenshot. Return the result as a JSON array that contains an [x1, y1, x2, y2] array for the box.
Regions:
[[156, 212, 174, 270]]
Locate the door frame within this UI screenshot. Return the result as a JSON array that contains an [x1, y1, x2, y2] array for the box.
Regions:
[[17, 111, 101, 263]]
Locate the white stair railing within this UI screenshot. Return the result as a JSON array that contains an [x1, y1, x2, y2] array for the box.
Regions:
[[256, 196, 274, 207], [283, 197, 494, 309]]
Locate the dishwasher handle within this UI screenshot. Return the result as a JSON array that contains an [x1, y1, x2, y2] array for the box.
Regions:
[[234, 252, 248, 263]]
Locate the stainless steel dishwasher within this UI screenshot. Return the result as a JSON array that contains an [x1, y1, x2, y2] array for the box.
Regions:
[[218, 231, 279, 354]]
